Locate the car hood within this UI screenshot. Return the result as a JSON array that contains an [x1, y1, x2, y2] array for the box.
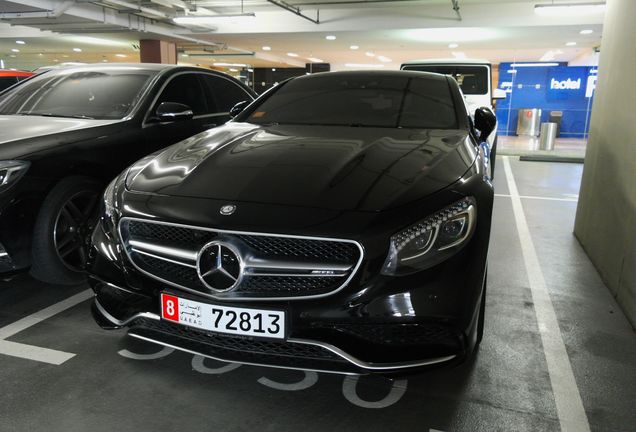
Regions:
[[127, 122, 477, 212], [0, 115, 121, 145]]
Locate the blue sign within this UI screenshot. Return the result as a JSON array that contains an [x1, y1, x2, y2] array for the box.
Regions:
[[496, 63, 597, 138]]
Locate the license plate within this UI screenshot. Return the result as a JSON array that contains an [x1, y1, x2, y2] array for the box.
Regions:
[[160, 293, 285, 339]]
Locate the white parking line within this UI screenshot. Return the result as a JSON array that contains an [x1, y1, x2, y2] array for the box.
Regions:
[[495, 193, 578, 202], [0, 289, 93, 364], [0, 340, 75, 365], [502, 156, 590, 432]]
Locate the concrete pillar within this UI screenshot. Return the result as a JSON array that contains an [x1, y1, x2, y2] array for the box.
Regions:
[[574, 0, 636, 326], [139, 39, 177, 64]]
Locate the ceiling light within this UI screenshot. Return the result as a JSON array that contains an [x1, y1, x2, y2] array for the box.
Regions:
[[272, 68, 276, 71], [448, 43, 459, 48], [65, 36, 129, 47], [11, 48, 19, 53], [534, 2, 606, 16], [377, 55, 392, 63], [214, 62, 248, 67], [173, 13, 255, 25], [73, 48, 82, 52], [345, 63, 384, 68], [229, 68, 238, 72], [307, 57, 324, 63], [325, 35, 336, 40], [350, 45, 359, 50], [565, 41, 577, 46], [287, 52, 299, 57], [115, 54, 127, 58], [262, 46, 271, 51], [510, 62, 559, 67], [580, 29, 594, 34], [15, 40, 25, 45], [365, 52, 375, 57]]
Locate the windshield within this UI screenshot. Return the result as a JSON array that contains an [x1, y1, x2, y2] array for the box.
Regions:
[[0, 69, 156, 119], [246, 74, 458, 129], [401, 65, 489, 95]]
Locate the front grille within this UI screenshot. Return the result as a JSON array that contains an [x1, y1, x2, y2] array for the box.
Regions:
[[130, 317, 345, 364], [119, 218, 363, 300], [127, 220, 216, 248], [235, 235, 359, 263]]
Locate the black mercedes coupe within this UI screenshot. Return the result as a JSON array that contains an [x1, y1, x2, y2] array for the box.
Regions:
[[88, 70, 496, 374], [0, 63, 254, 284]]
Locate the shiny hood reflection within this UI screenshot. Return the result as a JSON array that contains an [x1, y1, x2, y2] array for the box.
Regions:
[[127, 122, 477, 212]]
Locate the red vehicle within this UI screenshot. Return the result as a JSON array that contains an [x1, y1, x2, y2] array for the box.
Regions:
[[0, 70, 34, 92]]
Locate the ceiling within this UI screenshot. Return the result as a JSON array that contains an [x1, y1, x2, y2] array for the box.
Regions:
[[0, 0, 605, 74]]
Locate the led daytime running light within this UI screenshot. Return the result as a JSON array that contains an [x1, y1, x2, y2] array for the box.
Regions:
[[392, 197, 473, 253]]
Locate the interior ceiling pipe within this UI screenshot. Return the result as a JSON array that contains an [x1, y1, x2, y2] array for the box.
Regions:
[[101, 0, 171, 19], [451, 0, 461, 21], [266, 0, 320, 24], [0, 0, 75, 19]]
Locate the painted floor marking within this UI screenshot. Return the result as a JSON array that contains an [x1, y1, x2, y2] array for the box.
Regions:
[[0, 289, 93, 364], [502, 156, 590, 432], [495, 193, 578, 202]]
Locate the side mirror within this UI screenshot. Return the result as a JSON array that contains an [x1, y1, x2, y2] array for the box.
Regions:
[[474, 107, 497, 141], [230, 100, 250, 118], [155, 102, 194, 122], [493, 88, 507, 100]]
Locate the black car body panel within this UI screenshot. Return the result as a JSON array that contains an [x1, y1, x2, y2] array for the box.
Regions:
[[0, 64, 255, 272], [87, 71, 495, 374]]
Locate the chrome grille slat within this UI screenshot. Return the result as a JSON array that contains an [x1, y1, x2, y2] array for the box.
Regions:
[[118, 217, 364, 301]]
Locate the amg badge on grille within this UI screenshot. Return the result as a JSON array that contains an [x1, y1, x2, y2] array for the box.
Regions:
[[220, 204, 237, 215]]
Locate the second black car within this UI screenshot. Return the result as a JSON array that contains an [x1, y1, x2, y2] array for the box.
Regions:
[[0, 63, 254, 283]]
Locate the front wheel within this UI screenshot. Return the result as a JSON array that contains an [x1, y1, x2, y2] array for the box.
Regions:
[[30, 176, 102, 285]]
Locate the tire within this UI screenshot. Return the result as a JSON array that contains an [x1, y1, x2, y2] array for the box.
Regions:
[[476, 269, 487, 346], [30, 176, 102, 285], [490, 136, 498, 180]]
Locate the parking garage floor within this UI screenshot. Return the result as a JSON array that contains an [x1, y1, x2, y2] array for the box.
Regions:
[[0, 156, 634, 432]]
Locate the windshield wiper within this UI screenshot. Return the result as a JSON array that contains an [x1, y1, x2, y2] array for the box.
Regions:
[[17, 112, 96, 120]]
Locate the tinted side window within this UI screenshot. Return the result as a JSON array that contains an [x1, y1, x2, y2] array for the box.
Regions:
[[0, 77, 18, 92], [201, 75, 251, 112], [155, 73, 207, 115]]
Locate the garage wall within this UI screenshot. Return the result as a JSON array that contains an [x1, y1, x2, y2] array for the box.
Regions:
[[574, 0, 636, 327]]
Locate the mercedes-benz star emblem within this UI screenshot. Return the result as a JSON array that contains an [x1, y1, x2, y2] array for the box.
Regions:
[[220, 204, 236, 216], [196, 241, 243, 292]]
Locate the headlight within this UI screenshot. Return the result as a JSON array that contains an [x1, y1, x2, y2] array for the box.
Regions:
[[0, 160, 30, 193], [381, 197, 477, 276], [101, 176, 120, 235]]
